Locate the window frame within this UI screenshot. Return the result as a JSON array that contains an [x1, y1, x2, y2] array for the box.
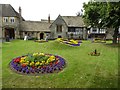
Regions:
[[56, 25, 62, 33]]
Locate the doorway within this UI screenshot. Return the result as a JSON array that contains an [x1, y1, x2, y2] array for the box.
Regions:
[[40, 33, 44, 40], [5, 28, 15, 39]]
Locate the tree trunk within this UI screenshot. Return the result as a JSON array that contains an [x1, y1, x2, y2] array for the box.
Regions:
[[112, 27, 118, 44]]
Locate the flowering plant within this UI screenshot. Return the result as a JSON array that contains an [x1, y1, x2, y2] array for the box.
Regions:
[[88, 49, 100, 56], [34, 40, 48, 43], [56, 38, 81, 46], [93, 38, 106, 43], [10, 53, 66, 74]]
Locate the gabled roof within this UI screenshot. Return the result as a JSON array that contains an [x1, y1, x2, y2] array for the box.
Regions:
[[0, 4, 25, 20], [1, 4, 18, 17], [61, 16, 85, 27], [21, 21, 51, 32]]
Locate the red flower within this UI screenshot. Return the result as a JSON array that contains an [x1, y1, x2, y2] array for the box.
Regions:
[[55, 60, 58, 64], [14, 58, 20, 63], [21, 63, 27, 67], [32, 65, 35, 69], [13, 59, 17, 63], [16, 58, 20, 63]]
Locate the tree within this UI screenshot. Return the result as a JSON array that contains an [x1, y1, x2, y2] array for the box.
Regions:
[[83, 1, 120, 43]]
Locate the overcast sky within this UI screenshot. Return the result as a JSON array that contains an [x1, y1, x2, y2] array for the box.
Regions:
[[1, 0, 89, 21]]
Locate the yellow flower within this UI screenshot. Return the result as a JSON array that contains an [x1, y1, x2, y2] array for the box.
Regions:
[[39, 53, 45, 56], [50, 56, 55, 59], [39, 63, 42, 65], [33, 53, 39, 56], [23, 62, 28, 65], [47, 58, 50, 62], [35, 61, 40, 66], [47, 56, 55, 62], [70, 39, 78, 44], [45, 61, 49, 65], [56, 38, 63, 42], [42, 61, 45, 64], [30, 62, 34, 66], [20, 59, 25, 63], [21, 56, 27, 60]]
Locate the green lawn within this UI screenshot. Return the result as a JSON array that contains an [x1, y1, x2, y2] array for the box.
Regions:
[[0, 41, 2, 89], [2, 40, 118, 88]]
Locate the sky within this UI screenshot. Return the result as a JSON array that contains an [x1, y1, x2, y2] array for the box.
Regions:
[[1, 0, 89, 21]]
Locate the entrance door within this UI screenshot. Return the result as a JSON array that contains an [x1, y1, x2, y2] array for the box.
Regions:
[[5, 28, 15, 39], [40, 33, 44, 40]]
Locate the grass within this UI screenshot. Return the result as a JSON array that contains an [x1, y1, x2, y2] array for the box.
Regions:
[[2, 40, 118, 88]]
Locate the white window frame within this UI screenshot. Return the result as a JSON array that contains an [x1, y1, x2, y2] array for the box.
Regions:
[[9, 17, 15, 23], [3, 17, 8, 22]]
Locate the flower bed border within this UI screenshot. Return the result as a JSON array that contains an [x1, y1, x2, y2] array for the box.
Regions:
[[10, 54, 66, 75], [34, 40, 48, 43]]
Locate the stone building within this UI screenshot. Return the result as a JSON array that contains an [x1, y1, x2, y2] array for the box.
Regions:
[[0, 4, 24, 41], [0, 4, 115, 41], [20, 21, 52, 40], [88, 27, 106, 38], [50, 15, 87, 39]]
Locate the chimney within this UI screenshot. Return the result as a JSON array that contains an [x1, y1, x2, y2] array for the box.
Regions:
[[19, 6, 21, 16], [48, 14, 50, 23]]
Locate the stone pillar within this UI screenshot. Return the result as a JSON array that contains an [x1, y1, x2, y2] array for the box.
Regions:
[[15, 27, 20, 39], [34, 32, 37, 39], [37, 32, 40, 40], [43, 32, 46, 40]]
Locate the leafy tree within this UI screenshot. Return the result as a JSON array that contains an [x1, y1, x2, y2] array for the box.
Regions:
[[83, 1, 120, 43]]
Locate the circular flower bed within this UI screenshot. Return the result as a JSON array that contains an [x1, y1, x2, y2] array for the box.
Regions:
[[88, 49, 100, 56], [34, 40, 48, 43], [10, 53, 66, 75]]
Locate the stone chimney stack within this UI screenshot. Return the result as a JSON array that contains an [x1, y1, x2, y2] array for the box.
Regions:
[[48, 14, 50, 23], [18, 6, 22, 36], [19, 6, 21, 16]]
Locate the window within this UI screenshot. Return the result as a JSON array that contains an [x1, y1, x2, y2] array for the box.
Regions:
[[75, 28, 80, 32], [68, 27, 75, 32], [9, 17, 15, 23], [91, 28, 98, 33], [93, 29, 97, 32], [56, 25, 62, 33], [3, 17, 8, 22], [100, 29, 106, 33]]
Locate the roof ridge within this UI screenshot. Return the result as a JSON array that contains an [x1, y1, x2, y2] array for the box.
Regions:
[[23, 20, 51, 24]]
